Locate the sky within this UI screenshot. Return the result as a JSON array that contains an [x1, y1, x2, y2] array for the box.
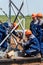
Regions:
[[0, 0, 43, 16]]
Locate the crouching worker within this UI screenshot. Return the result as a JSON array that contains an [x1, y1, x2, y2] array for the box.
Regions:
[[0, 21, 19, 52], [17, 29, 40, 57], [3, 21, 23, 39], [3, 22, 19, 37]]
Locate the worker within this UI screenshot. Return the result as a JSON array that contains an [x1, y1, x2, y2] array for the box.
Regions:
[[0, 23, 8, 51], [0, 21, 19, 51], [30, 13, 38, 37], [3, 22, 19, 36], [37, 13, 43, 56], [17, 29, 40, 57]]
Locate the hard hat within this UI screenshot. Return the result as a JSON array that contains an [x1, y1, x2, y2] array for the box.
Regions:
[[32, 13, 36, 18], [13, 22, 19, 29], [25, 29, 32, 36], [37, 13, 43, 18]]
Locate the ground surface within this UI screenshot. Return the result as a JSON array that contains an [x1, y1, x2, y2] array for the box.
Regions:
[[0, 15, 43, 65], [9, 37, 43, 65], [0, 62, 43, 65]]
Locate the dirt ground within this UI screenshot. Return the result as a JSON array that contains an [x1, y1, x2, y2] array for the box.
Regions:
[[6, 36, 43, 65]]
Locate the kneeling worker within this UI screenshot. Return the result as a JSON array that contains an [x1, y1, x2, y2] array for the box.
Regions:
[[18, 29, 40, 56]]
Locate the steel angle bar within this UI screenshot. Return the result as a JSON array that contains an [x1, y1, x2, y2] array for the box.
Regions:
[[0, 8, 8, 17], [19, 19, 25, 31], [0, 2, 24, 46], [11, 0, 25, 18], [13, 2, 24, 22], [11, 5, 16, 16], [0, 8, 10, 22], [11, 5, 25, 38], [9, 0, 11, 22], [12, 34, 18, 46], [0, 17, 24, 46], [11, 5, 25, 32], [15, 30, 23, 32]]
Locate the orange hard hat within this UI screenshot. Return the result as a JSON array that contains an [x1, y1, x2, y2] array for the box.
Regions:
[[37, 13, 43, 18], [32, 13, 36, 18], [25, 29, 32, 36], [13, 22, 19, 29]]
